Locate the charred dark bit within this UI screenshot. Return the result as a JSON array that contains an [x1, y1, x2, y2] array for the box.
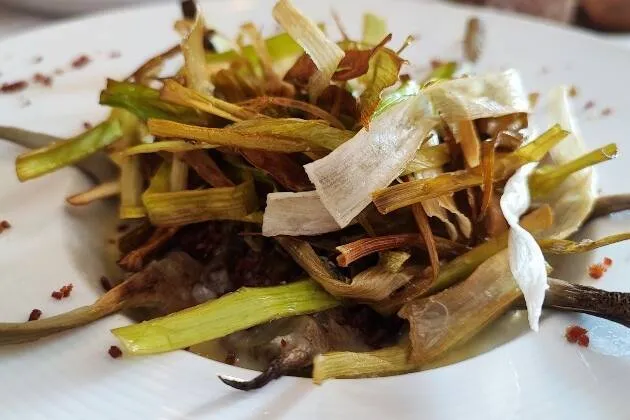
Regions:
[[219, 312, 372, 391], [545, 278, 630, 328], [181, 0, 197, 19], [219, 359, 284, 391]]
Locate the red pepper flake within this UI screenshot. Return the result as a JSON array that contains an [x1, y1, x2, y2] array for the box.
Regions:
[[108, 345, 123, 359], [51, 283, 73, 300], [109, 51, 121, 59], [577, 334, 590, 348], [584, 100, 595, 110], [588, 263, 606, 279], [71, 55, 91, 69], [565, 325, 588, 345], [0, 80, 28, 93], [100, 275, 112, 291], [588, 257, 613, 279], [28, 309, 42, 321], [568, 85, 578, 97], [33, 73, 52, 87], [601, 107, 613, 117], [0, 219, 11, 234], [83, 121, 93, 130], [61, 283, 73, 297]]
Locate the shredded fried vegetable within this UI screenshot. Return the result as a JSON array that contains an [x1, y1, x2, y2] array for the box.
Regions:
[[4, 2, 628, 391]]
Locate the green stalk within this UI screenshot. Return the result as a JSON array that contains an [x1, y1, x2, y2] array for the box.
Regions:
[[529, 143, 618, 199], [539, 232, 630, 254], [422, 61, 457, 85], [313, 345, 414, 384], [205, 32, 304, 67], [100, 79, 205, 125], [112, 280, 339, 355], [15, 120, 121, 181], [373, 125, 568, 215]]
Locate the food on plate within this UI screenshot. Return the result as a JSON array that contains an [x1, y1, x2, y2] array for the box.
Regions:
[[2, 0, 630, 390]]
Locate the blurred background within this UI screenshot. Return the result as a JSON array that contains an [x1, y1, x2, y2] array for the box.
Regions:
[[1, 0, 630, 37]]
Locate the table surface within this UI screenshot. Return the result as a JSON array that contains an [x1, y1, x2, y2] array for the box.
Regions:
[[4, 1, 630, 46], [0, 5, 47, 38]]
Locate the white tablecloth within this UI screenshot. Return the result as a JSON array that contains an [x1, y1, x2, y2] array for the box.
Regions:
[[0, 5, 47, 38], [2, 3, 630, 46]]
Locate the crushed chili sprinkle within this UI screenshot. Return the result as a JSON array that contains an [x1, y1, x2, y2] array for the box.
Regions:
[[588, 263, 606, 279], [584, 100, 595, 110], [61, 284, 73, 297], [33, 73, 52, 87], [565, 325, 588, 345], [83, 121, 93, 130], [588, 257, 613, 279], [0, 219, 11, 234], [28, 309, 42, 321], [576, 334, 590, 348], [51, 283, 73, 300], [601, 107, 613, 117], [100, 275, 112, 291], [71, 54, 91, 69], [108, 345, 123, 359], [0, 80, 28, 93]]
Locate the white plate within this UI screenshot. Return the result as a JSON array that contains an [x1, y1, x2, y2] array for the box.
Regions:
[[2, 1, 630, 419]]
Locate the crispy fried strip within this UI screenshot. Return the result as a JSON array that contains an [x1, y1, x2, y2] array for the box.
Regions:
[[373, 205, 553, 314], [411, 203, 440, 279], [336, 234, 468, 267], [277, 236, 419, 301], [479, 138, 497, 219], [66, 181, 120, 206], [240, 96, 344, 129], [179, 150, 235, 187], [118, 227, 179, 272], [240, 149, 312, 191]]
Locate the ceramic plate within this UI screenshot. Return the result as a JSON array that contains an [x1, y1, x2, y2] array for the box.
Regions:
[[2, 1, 630, 418]]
